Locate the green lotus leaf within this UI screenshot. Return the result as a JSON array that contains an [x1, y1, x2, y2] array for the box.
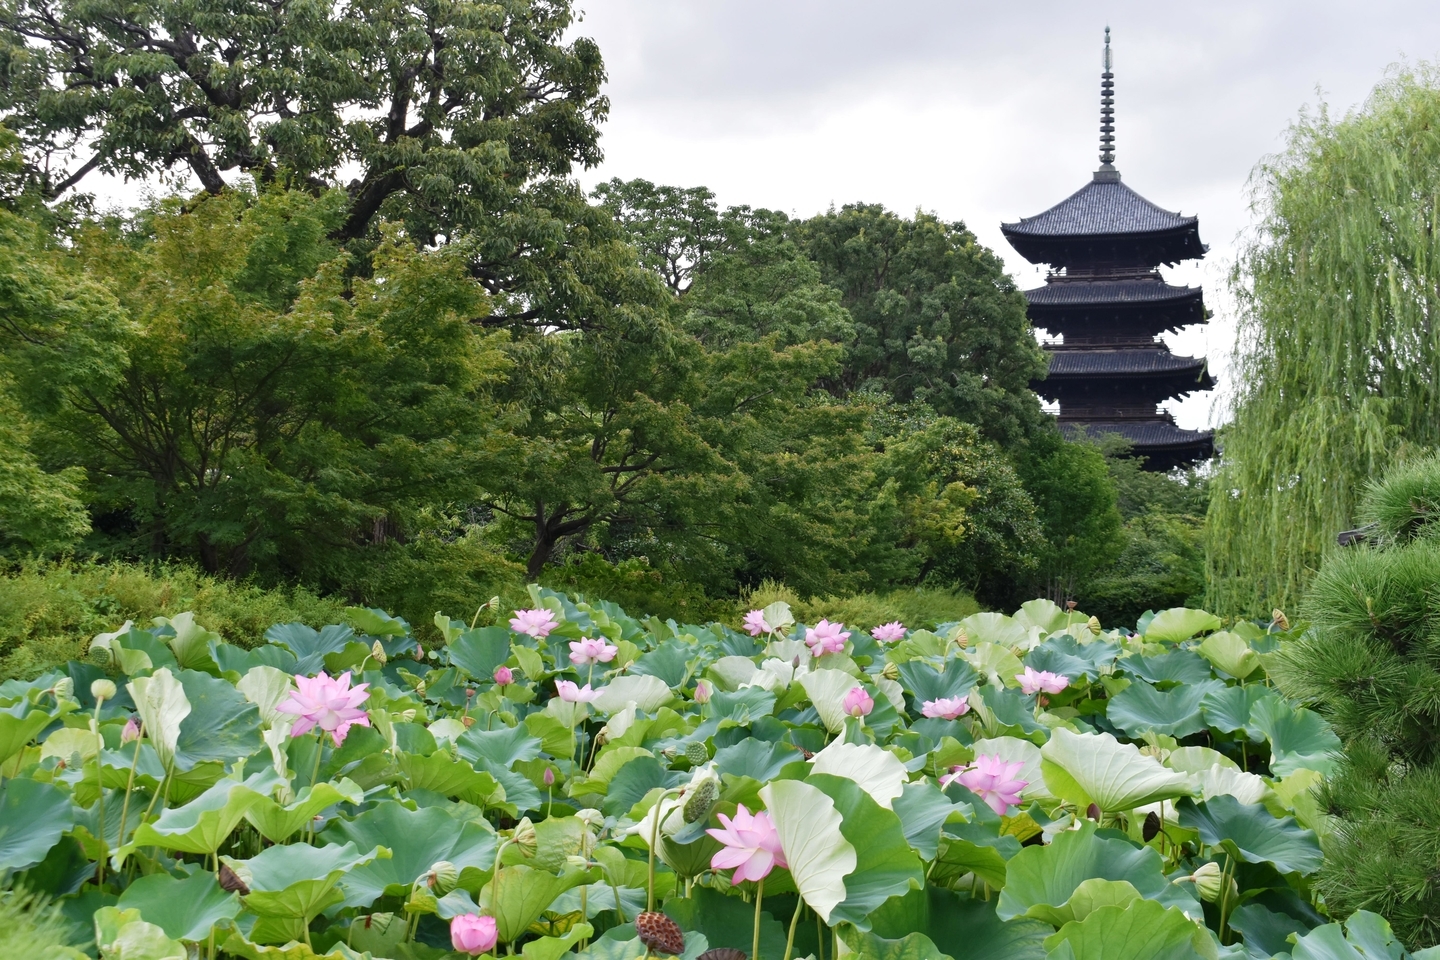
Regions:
[[964, 642, 1026, 689], [1248, 697, 1341, 777], [662, 886, 789, 958], [629, 638, 695, 687], [457, 723, 544, 767], [447, 626, 512, 680], [218, 923, 373, 959], [970, 685, 1046, 736], [1143, 608, 1222, 643], [759, 777, 857, 923], [127, 668, 191, 770], [230, 840, 386, 943], [235, 666, 296, 728], [0, 777, 76, 871], [1199, 686, 1278, 736], [128, 767, 280, 857], [997, 821, 1171, 925], [41, 725, 99, 764], [244, 779, 364, 843], [893, 780, 968, 859], [837, 927, 954, 960], [1290, 911, 1408, 960], [346, 607, 409, 638], [1025, 636, 1120, 683], [93, 906, 187, 960], [934, 819, 1019, 888], [805, 772, 926, 930], [115, 870, 240, 942], [326, 801, 497, 908], [172, 669, 263, 771], [1106, 679, 1224, 739], [1042, 899, 1210, 960], [0, 700, 55, 766], [480, 863, 592, 944], [710, 685, 776, 725], [568, 746, 652, 796], [713, 738, 803, 782], [1177, 795, 1323, 875], [1040, 728, 1193, 812], [808, 740, 908, 810], [1197, 631, 1261, 680], [156, 612, 221, 674], [263, 623, 356, 675], [1016, 599, 1075, 635], [798, 668, 862, 733], [1119, 650, 1214, 686], [962, 612, 1028, 648], [522, 923, 595, 960], [600, 755, 673, 817], [397, 748, 502, 805], [1229, 900, 1319, 957], [897, 659, 980, 703], [480, 758, 543, 813], [922, 889, 1050, 960], [592, 675, 673, 714]]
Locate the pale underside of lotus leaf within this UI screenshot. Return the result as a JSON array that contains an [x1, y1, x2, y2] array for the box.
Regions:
[[1041, 728, 1194, 812], [759, 778, 856, 923], [808, 740, 908, 810]]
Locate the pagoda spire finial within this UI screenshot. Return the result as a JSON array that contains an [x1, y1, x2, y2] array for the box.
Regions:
[[1098, 26, 1116, 172]]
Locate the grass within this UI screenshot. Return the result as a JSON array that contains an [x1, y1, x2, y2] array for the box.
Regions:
[[740, 579, 981, 628]]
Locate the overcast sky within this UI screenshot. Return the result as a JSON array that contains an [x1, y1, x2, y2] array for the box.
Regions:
[[568, 1, 1440, 430]]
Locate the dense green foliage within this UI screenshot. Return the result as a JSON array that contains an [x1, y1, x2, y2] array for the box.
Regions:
[[1209, 68, 1440, 614], [1272, 455, 1440, 947], [0, 587, 1376, 959]]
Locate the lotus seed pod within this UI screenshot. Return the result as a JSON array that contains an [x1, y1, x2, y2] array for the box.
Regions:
[[881, 661, 900, 681], [90, 679, 117, 702], [1271, 609, 1290, 631], [512, 818, 538, 858], [87, 644, 112, 668], [1087, 616, 1102, 636], [635, 911, 685, 956], [696, 950, 748, 960], [1142, 811, 1161, 842], [575, 807, 605, 831], [954, 628, 969, 649], [683, 777, 718, 824], [426, 861, 458, 896], [52, 677, 74, 700], [684, 741, 709, 766], [399, 709, 416, 722], [371, 640, 388, 666], [1189, 861, 1226, 902]]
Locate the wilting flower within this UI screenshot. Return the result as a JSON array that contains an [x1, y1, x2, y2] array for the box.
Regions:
[[493, 666, 513, 686], [555, 680, 601, 703], [1017, 667, 1070, 696], [871, 621, 907, 642], [942, 754, 1027, 815], [275, 671, 372, 747], [121, 716, 141, 743], [569, 637, 618, 666], [509, 608, 559, 639], [843, 686, 874, 718], [922, 696, 970, 720], [450, 913, 498, 955], [805, 619, 850, 656], [742, 610, 772, 636], [694, 679, 713, 704], [707, 804, 787, 882]]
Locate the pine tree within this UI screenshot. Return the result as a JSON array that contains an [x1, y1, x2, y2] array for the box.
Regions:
[[1272, 454, 1440, 947]]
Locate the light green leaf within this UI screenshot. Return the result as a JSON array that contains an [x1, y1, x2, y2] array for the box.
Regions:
[[327, 801, 497, 909], [759, 778, 856, 923], [591, 674, 673, 714], [157, 612, 221, 673], [998, 821, 1171, 926], [1143, 608, 1222, 643], [346, 607, 408, 638], [1249, 698, 1342, 777], [1043, 899, 1209, 960], [962, 612, 1028, 649], [231, 841, 386, 943], [0, 701, 53, 766], [1197, 632, 1260, 680], [115, 870, 240, 942], [127, 668, 191, 769], [1107, 680, 1224, 739], [0, 778, 76, 870], [129, 769, 280, 856], [522, 923, 595, 960], [798, 668, 862, 734], [236, 667, 295, 728], [1289, 910, 1407, 960], [93, 906, 187, 960], [244, 779, 364, 843], [1040, 728, 1193, 812], [761, 601, 794, 631], [963, 642, 1026, 689], [569, 746, 653, 796], [41, 725, 100, 763], [807, 773, 926, 931], [1177, 796, 1323, 875], [809, 740, 908, 810], [481, 864, 591, 944], [397, 749, 501, 805], [1016, 599, 1074, 636], [838, 927, 954, 960]]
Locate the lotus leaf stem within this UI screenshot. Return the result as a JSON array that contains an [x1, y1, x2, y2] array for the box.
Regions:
[[752, 875, 765, 960]]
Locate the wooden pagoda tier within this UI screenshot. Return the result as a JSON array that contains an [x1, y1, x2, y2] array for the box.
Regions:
[[998, 31, 1216, 471]]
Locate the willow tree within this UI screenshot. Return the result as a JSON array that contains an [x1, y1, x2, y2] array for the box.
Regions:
[[1208, 68, 1440, 614]]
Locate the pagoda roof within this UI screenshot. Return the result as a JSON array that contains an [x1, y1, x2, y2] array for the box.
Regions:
[[1025, 278, 1202, 309], [1001, 171, 1206, 267], [1063, 419, 1215, 470], [1046, 349, 1209, 378]]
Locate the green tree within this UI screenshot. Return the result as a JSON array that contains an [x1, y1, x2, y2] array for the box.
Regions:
[[796, 203, 1048, 445], [33, 189, 508, 587], [592, 178, 724, 294], [1272, 455, 1440, 947], [1209, 69, 1440, 614]]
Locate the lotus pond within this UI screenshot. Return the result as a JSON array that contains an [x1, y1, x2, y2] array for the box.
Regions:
[[0, 589, 1425, 960]]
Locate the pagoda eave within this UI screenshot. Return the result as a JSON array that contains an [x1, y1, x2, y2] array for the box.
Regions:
[[1002, 226, 1205, 269], [1062, 420, 1215, 471]]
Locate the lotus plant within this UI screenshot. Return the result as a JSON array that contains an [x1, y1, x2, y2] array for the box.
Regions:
[[569, 636, 618, 685], [843, 686, 874, 718], [509, 607, 559, 639], [276, 671, 372, 748], [871, 621, 907, 642], [743, 609, 773, 636], [942, 754, 1027, 815], [804, 619, 850, 656], [450, 913, 498, 955], [709, 804, 787, 960], [1017, 666, 1070, 696], [922, 695, 970, 720]]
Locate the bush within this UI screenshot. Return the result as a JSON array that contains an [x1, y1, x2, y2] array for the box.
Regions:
[[741, 578, 980, 628]]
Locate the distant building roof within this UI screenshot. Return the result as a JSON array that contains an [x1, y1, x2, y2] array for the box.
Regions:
[[1047, 349, 1209, 377], [1025, 278, 1202, 308], [1064, 419, 1216, 470]]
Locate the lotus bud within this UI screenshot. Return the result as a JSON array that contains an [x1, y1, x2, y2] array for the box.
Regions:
[[51, 677, 74, 700], [512, 818, 538, 858], [121, 716, 141, 743], [1087, 616, 1101, 635], [464, 687, 476, 699], [881, 661, 900, 681], [87, 644, 112, 668], [426, 861, 459, 896], [413, 645, 425, 662], [91, 679, 117, 702], [685, 741, 709, 766], [1184, 861, 1228, 902], [462, 715, 475, 727], [1086, 803, 1102, 821], [683, 776, 718, 823], [543, 767, 555, 786], [494, 666, 514, 686], [371, 640, 388, 666], [566, 855, 590, 868], [1271, 609, 1290, 631], [693, 680, 712, 704]]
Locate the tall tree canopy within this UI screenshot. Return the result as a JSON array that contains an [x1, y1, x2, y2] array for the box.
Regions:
[[1208, 69, 1440, 614]]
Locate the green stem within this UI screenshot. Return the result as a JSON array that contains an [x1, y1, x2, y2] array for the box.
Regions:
[[752, 875, 765, 960], [1217, 855, 1238, 944], [93, 701, 107, 885], [816, 911, 825, 960], [305, 736, 325, 843], [116, 721, 145, 851], [782, 894, 803, 960]]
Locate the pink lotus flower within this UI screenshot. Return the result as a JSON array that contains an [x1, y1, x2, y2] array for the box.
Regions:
[[871, 621, 907, 642], [843, 686, 874, 718], [493, 665, 513, 686], [121, 716, 141, 743], [922, 696, 970, 720], [805, 619, 850, 656], [555, 680, 601, 703], [275, 671, 371, 747], [450, 913, 498, 955], [742, 610, 772, 636], [543, 766, 555, 786], [694, 679, 713, 704], [1017, 667, 1070, 696], [707, 804, 787, 883], [509, 608, 559, 639], [942, 754, 1027, 815], [568, 637, 618, 666]]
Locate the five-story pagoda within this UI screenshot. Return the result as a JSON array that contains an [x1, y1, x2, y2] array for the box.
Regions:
[[1000, 29, 1215, 471]]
